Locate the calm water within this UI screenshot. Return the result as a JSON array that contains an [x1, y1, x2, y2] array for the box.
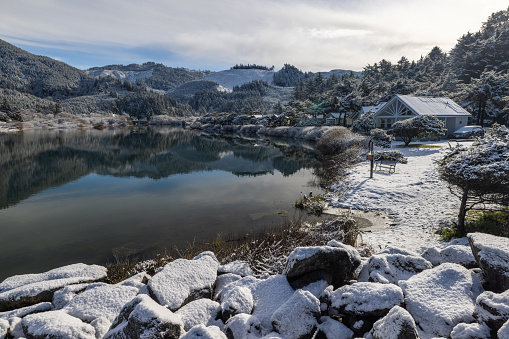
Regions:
[[0, 128, 320, 280]]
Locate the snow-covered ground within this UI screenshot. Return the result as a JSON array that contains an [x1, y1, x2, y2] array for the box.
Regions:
[[329, 140, 473, 253]]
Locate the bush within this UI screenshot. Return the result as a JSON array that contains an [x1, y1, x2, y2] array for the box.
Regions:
[[466, 208, 509, 237], [374, 150, 408, 164]]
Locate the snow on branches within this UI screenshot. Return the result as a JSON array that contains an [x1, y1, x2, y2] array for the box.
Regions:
[[392, 115, 446, 146]]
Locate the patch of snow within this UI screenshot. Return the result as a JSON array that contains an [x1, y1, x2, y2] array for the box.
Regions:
[[7, 317, 23, 339], [221, 285, 254, 318], [0, 319, 8, 339], [450, 322, 491, 339], [214, 273, 242, 301], [318, 316, 354, 339], [52, 283, 89, 310], [218, 261, 253, 277], [180, 324, 227, 339], [499, 319, 509, 339], [203, 69, 274, 90], [224, 314, 262, 339], [175, 299, 223, 331], [90, 317, 111, 339], [0, 302, 52, 320], [22, 310, 96, 339]]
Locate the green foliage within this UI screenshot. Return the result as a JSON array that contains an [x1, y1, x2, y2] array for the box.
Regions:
[[466, 208, 509, 237], [440, 227, 459, 241]]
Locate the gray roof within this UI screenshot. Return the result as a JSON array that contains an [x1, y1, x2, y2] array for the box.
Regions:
[[391, 95, 471, 117]]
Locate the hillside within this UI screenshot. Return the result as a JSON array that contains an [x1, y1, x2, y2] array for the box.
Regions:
[[203, 68, 275, 90]]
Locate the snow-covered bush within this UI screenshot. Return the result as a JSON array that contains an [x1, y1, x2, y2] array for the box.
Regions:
[[370, 128, 394, 148], [436, 124, 509, 235], [374, 150, 408, 164], [351, 111, 375, 134], [391, 115, 446, 146]]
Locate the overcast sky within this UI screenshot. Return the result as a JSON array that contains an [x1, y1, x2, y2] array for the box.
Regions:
[[1, 0, 507, 72]]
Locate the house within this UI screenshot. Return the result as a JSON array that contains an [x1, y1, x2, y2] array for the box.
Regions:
[[351, 102, 387, 126], [325, 112, 345, 126], [373, 95, 471, 136]]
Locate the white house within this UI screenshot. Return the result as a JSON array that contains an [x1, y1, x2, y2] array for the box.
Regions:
[[325, 112, 345, 126], [351, 102, 387, 126], [373, 95, 471, 136]]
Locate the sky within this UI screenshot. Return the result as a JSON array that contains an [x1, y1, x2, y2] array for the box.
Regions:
[[0, 0, 507, 72]]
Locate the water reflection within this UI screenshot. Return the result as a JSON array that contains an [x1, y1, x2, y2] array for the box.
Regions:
[[0, 128, 319, 280]]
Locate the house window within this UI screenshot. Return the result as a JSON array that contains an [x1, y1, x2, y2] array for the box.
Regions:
[[380, 119, 385, 129], [386, 119, 392, 129]]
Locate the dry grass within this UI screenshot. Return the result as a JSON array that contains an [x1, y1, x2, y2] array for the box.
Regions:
[[106, 212, 363, 283]]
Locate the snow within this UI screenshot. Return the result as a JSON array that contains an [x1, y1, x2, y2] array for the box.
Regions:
[[468, 232, 509, 270], [147, 254, 219, 311], [175, 298, 223, 331], [0, 301, 51, 320], [473, 290, 509, 327], [224, 314, 262, 339], [63, 284, 139, 322], [366, 306, 418, 339], [499, 320, 509, 339], [330, 282, 404, 316], [218, 261, 253, 277], [90, 317, 111, 339], [203, 69, 275, 90], [180, 324, 227, 339], [398, 263, 484, 338], [0, 319, 7, 339], [330, 140, 472, 252], [0, 263, 107, 292], [450, 322, 491, 339], [318, 316, 354, 339], [221, 286, 254, 318], [213, 273, 242, 301], [367, 252, 432, 284], [22, 310, 96, 339], [52, 283, 89, 310]]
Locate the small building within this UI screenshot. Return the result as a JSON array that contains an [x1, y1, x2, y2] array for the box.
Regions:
[[325, 112, 345, 126], [373, 95, 471, 136], [350, 102, 387, 126]]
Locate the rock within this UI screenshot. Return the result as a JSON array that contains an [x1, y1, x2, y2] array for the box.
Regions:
[[367, 252, 432, 284], [450, 322, 491, 339], [499, 319, 509, 339], [22, 310, 96, 339], [0, 264, 107, 293], [147, 254, 219, 311], [398, 263, 484, 338], [283, 243, 361, 289], [90, 317, 111, 339], [116, 272, 151, 290], [221, 286, 254, 320], [104, 294, 185, 339], [473, 290, 509, 332], [300, 280, 329, 299], [366, 306, 418, 339], [180, 324, 227, 339], [0, 277, 99, 312], [440, 245, 477, 269], [214, 273, 242, 301], [315, 316, 353, 339], [0, 302, 52, 320], [468, 232, 509, 292], [224, 314, 262, 339], [63, 283, 138, 322], [52, 283, 89, 310], [0, 319, 7, 339], [7, 317, 24, 339], [271, 290, 320, 339], [330, 282, 404, 317], [218, 261, 253, 277], [421, 247, 442, 267], [175, 299, 223, 331]]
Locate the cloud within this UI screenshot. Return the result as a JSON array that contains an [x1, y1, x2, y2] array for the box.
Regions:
[[0, 0, 507, 71]]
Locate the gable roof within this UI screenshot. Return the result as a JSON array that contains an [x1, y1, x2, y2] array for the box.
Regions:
[[377, 94, 471, 117]]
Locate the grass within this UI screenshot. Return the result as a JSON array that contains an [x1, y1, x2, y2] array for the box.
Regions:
[[465, 207, 509, 237], [395, 144, 442, 149], [106, 212, 363, 283]]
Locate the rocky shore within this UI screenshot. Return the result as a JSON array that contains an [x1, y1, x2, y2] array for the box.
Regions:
[[1, 232, 509, 339]]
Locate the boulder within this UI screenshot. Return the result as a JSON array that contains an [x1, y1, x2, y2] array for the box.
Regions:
[[224, 314, 262, 339], [0, 264, 107, 293], [499, 319, 509, 339], [330, 282, 404, 317], [22, 310, 96, 339], [180, 324, 227, 339], [0, 302, 52, 320], [7, 317, 23, 339], [221, 286, 254, 320], [147, 254, 219, 311], [450, 322, 491, 339], [367, 252, 432, 284], [90, 317, 111, 339], [398, 263, 484, 338], [473, 290, 509, 332], [271, 290, 320, 339], [104, 294, 184, 339], [468, 232, 509, 292], [116, 272, 151, 290], [175, 298, 223, 331], [314, 316, 353, 339], [283, 243, 361, 289], [0, 319, 7, 339], [52, 283, 89, 310], [440, 245, 477, 269], [366, 306, 418, 339], [63, 283, 139, 322], [218, 261, 253, 277], [213, 274, 247, 301]]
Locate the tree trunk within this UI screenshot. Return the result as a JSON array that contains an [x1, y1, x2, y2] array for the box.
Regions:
[[457, 188, 469, 236]]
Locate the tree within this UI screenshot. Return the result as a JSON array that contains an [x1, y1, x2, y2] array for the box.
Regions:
[[436, 124, 509, 235], [391, 115, 446, 146], [351, 111, 375, 134], [370, 128, 394, 148]]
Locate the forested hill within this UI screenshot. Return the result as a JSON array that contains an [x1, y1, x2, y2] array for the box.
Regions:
[[289, 7, 509, 126]]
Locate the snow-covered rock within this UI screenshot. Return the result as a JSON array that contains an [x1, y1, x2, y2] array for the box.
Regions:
[[315, 316, 354, 339], [90, 317, 111, 339], [367, 252, 432, 284], [104, 294, 184, 339], [147, 254, 219, 311], [468, 232, 509, 292], [180, 324, 227, 339], [398, 263, 484, 338], [213, 273, 243, 301], [63, 283, 138, 322], [0, 319, 8, 339], [52, 283, 88, 310], [366, 306, 418, 339], [175, 298, 223, 331], [218, 261, 253, 277], [439, 245, 477, 268], [221, 286, 254, 320], [450, 322, 491, 339], [224, 314, 262, 339], [0, 264, 107, 293], [270, 290, 320, 339], [7, 317, 23, 338], [499, 319, 509, 339], [116, 272, 150, 290], [215, 276, 259, 303], [473, 290, 509, 332], [22, 310, 96, 339], [283, 243, 361, 289], [0, 301, 52, 321], [330, 282, 404, 317]]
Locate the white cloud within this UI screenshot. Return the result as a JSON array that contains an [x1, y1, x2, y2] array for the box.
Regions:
[[0, 0, 507, 71]]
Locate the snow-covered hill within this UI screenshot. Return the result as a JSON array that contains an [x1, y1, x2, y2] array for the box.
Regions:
[[86, 69, 154, 83], [203, 69, 275, 90]]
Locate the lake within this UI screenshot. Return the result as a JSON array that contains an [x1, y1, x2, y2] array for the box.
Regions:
[[0, 128, 320, 281]]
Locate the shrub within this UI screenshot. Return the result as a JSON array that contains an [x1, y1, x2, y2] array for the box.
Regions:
[[466, 208, 509, 237], [374, 150, 408, 164]]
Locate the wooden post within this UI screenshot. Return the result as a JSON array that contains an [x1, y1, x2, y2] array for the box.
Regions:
[[369, 139, 374, 179]]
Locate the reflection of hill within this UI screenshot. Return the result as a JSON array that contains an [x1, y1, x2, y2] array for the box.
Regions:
[[0, 128, 316, 209]]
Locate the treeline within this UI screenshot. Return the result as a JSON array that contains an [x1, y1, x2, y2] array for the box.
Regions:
[[288, 7, 509, 126], [230, 64, 274, 71]]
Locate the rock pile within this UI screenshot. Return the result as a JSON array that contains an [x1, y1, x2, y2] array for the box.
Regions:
[[1, 233, 509, 338]]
